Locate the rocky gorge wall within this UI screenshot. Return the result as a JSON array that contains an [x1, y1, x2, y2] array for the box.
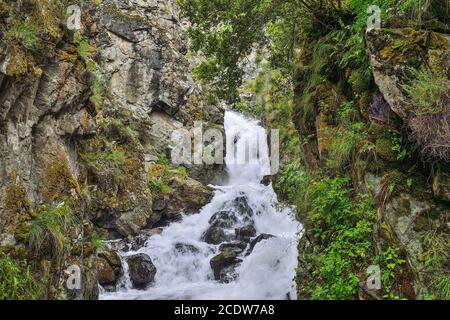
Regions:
[[0, 0, 223, 299], [289, 22, 450, 299]]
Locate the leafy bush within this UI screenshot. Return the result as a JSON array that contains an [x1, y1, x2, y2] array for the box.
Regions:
[[0, 256, 43, 300], [278, 164, 378, 299], [373, 246, 406, 299]]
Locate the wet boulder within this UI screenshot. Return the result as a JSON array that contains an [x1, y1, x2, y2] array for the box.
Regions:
[[209, 210, 238, 228], [202, 210, 237, 244], [166, 176, 214, 218], [126, 253, 157, 289], [246, 234, 275, 256], [210, 250, 242, 282], [97, 248, 123, 291], [232, 196, 254, 219], [235, 225, 256, 241], [219, 241, 248, 254], [202, 226, 231, 245]]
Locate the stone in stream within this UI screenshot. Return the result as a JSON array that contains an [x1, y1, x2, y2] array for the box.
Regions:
[[219, 241, 248, 254], [232, 196, 254, 219], [201, 211, 237, 244], [246, 234, 275, 256], [235, 225, 256, 241], [208, 210, 238, 228], [97, 248, 123, 291], [210, 250, 242, 282], [126, 253, 157, 289], [202, 225, 231, 245], [175, 243, 200, 254]]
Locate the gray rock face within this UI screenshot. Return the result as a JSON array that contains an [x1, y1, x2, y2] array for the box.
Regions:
[[366, 28, 450, 160], [126, 253, 157, 289], [0, 0, 224, 299], [364, 173, 450, 298]]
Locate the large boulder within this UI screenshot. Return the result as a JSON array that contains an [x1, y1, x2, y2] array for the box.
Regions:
[[126, 253, 157, 289], [97, 248, 123, 291], [366, 28, 450, 160], [202, 210, 238, 244], [232, 196, 254, 218], [219, 241, 248, 254], [166, 176, 213, 218]]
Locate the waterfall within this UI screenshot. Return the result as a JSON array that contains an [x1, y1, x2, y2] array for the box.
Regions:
[[101, 111, 301, 300]]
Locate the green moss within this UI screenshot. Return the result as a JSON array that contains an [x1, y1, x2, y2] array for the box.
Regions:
[[10, 20, 38, 49], [375, 138, 398, 162], [3, 0, 64, 76], [43, 153, 79, 203], [91, 234, 105, 250]]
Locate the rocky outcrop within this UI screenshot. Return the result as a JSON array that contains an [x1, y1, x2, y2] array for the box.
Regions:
[[366, 28, 450, 161], [126, 253, 157, 289]]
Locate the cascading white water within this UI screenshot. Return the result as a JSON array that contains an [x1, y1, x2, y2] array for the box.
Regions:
[[101, 111, 301, 300]]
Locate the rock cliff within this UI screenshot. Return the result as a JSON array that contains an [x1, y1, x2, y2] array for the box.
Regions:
[[0, 0, 223, 299]]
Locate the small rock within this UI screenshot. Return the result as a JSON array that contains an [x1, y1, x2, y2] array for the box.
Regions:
[[126, 253, 157, 289]]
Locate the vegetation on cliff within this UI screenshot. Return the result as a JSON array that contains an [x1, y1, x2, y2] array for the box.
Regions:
[[180, 0, 449, 299]]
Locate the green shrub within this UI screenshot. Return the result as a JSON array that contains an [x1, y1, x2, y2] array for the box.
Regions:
[[0, 256, 43, 300], [279, 165, 377, 299], [402, 67, 448, 115], [148, 155, 173, 196], [28, 204, 75, 257], [91, 234, 105, 250]]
